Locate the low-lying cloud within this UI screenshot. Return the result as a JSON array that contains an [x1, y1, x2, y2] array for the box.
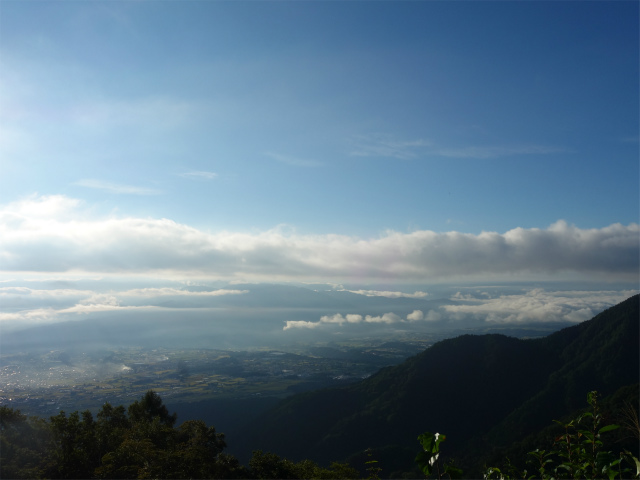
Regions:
[[282, 288, 638, 331], [344, 289, 429, 299], [443, 289, 638, 323], [283, 310, 422, 330], [1, 195, 638, 283], [0, 285, 248, 329]]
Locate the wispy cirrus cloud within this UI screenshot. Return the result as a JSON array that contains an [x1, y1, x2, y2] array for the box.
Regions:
[[179, 171, 218, 180], [74, 179, 162, 195], [434, 144, 569, 159], [348, 134, 567, 160], [264, 152, 323, 167], [349, 134, 431, 159]]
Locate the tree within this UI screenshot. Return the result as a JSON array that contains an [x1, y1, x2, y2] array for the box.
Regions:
[[249, 450, 358, 479], [96, 402, 129, 456], [48, 410, 100, 479], [127, 390, 177, 427], [0, 406, 50, 479]]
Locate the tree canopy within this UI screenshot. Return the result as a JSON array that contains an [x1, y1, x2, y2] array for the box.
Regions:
[[0, 390, 357, 479]]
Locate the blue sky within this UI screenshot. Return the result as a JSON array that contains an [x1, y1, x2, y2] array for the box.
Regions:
[[0, 1, 638, 335]]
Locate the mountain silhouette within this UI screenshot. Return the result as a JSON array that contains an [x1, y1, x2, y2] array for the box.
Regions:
[[236, 294, 639, 476]]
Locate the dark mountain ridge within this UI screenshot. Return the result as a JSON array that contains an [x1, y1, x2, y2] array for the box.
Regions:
[[235, 294, 639, 476]]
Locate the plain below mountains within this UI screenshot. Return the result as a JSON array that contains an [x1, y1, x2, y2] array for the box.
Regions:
[[233, 294, 639, 477]]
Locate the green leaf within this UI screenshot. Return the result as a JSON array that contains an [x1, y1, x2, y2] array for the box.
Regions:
[[414, 451, 433, 476], [434, 432, 446, 451], [598, 424, 620, 434], [606, 467, 618, 480], [417, 432, 436, 454], [444, 463, 464, 479]]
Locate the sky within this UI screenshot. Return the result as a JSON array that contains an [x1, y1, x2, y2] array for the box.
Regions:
[[0, 1, 638, 340]]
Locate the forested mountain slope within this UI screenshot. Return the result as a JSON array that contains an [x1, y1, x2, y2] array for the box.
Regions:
[[236, 295, 639, 475]]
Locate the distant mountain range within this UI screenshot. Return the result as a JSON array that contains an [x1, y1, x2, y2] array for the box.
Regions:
[[233, 294, 639, 477]]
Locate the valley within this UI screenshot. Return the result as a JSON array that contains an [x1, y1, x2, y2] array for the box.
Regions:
[[0, 337, 433, 419]]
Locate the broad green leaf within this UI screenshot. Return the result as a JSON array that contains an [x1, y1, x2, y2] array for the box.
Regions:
[[434, 433, 446, 451], [415, 451, 433, 476], [417, 432, 436, 453], [598, 424, 620, 434]]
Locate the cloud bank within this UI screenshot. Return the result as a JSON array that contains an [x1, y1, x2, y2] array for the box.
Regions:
[[443, 289, 637, 323], [1, 195, 638, 283], [282, 289, 637, 331]]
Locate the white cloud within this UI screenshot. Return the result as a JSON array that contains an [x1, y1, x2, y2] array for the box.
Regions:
[[443, 288, 638, 324], [59, 303, 157, 315], [0, 287, 95, 298], [318, 313, 364, 325], [365, 312, 402, 324], [1, 195, 637, 283], [0, 308, 59, 324], [0, 300, 166, 330], [345, 289, 429, 299], [118, 288, 248, 298], [1, 194, 82, 220], [283, 320, 323, 331], [0, 286, 246, 307], [78, 294, 119, 306], [284, 310, 421, 330]]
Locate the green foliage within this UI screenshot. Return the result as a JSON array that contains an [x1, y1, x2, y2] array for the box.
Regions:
[[127, 389, 177, 427], [48, 409, 100, 478], [415, 432, 462, 479], [484, 391, 640, 480], [364, 447, 382, 480], [0, 405, 51, 479], [249, 449, 358, 479]]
